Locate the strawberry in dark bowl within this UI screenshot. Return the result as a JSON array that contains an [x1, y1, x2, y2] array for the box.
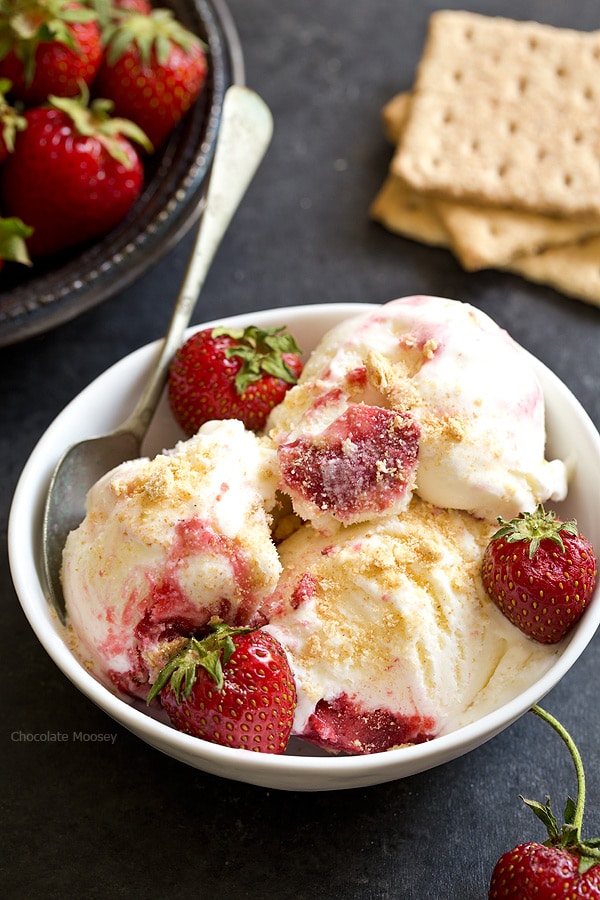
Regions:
[[0, 0, 241, 346], [1, 91, 151, 257]]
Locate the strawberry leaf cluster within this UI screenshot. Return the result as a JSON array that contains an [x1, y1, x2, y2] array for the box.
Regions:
[[213, 325, 303, 393]]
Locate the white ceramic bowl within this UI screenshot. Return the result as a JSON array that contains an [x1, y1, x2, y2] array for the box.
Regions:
[[9, 303, 600, 791]]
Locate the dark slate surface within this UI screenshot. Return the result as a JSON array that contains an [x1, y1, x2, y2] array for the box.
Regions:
[[3, 2, 600, 897]]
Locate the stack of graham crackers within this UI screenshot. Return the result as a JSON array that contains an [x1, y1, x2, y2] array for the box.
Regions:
[[371, 10, 600, 306]]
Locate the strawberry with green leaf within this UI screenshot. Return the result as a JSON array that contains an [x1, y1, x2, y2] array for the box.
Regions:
[[0, 0, 102, 104], [168, 325, 303, 434], [489, 705, 600, 898], [482, 505, 597, 644], [94, 7, 208, 149], [1, 87, 152, 256], [148, 621, 297, 754]]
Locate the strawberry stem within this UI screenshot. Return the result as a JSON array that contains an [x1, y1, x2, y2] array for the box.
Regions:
[[532, 705, 586, 840], [526, 705, 600, 872]]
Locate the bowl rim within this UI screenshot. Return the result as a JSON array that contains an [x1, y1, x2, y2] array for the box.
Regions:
[[9, 301, 600, 791]]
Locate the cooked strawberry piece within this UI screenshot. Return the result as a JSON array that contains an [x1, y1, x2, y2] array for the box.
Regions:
[[277, 405, 420, 522], [304, 693, 436, 755]]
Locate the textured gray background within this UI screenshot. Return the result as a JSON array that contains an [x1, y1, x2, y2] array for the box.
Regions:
[[3, 2, 600, 897]]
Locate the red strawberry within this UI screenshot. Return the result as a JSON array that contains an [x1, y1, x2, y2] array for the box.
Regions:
[[168, 325, 303, 435], [94, 8, 208, 149], [489, 705, 600, 898], [0, 78, 26, 162], [147, 622, 297, 754], [0, 214, 32, 270], [482, 505, 597, 643], [1, 90, 151, 256], [0, 0, 102, 105]]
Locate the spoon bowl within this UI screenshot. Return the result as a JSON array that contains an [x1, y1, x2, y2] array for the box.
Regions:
[[41, 85, 273, 620]]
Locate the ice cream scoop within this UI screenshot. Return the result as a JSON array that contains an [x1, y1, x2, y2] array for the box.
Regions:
[[62, 420, 281, 698], [267, 295, 567, 529], [264, 498, 558, 754]]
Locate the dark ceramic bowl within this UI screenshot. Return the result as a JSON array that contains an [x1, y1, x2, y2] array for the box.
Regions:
[[0, 0, 243, 347]]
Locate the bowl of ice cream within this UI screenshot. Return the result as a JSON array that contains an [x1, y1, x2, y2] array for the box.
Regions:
[[9, 299, 600, 791]]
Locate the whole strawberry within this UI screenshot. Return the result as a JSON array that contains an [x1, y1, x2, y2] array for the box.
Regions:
[[94, 8, 208, 149], [489, 705, 600, 898], [482, 505, 597, 643], [0, 0, 102, 104], [147, 622, 297, 754], [168, 325, 303, 434], [1, 90, 151, 256]]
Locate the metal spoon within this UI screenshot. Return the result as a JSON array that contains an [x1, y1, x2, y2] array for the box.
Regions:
[[42, 85, 274, 620]]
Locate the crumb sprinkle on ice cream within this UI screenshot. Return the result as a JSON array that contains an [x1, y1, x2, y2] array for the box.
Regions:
[[62, 419, 281, 698], [61, 296, 570, 754]]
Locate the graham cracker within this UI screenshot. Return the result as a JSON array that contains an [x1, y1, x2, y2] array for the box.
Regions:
[[434, 199, 600, 272], [507, 235, 600, 306], [381, 92, 411, 144], [383, 90, 600, 270], [369, 173, 449, 247], [394, 11, 600, 219]]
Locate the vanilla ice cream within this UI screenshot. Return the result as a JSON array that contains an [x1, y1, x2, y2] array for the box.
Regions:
[[267, 295, 567, 529], [61, 297, 571, 755], [264, 498, 558, 754], [62, 420, 281, 699]]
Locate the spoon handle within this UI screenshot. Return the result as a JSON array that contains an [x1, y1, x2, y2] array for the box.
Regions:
[[121, 85, 274, 440]]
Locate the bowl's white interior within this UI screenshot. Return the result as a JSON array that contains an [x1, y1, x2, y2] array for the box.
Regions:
[[9, 303, 600, 791]]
